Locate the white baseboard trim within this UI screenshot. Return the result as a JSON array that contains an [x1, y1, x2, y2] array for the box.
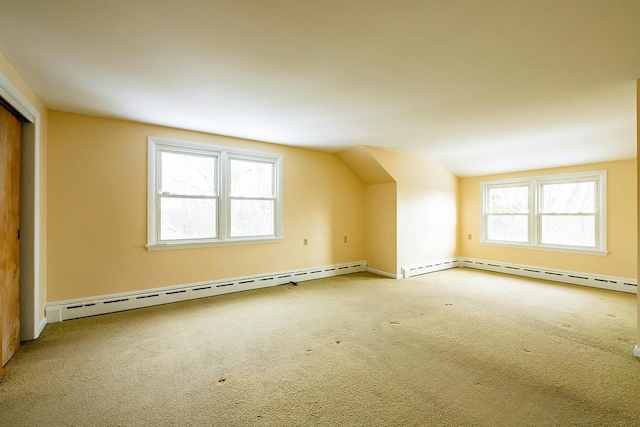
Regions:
[[367, 267, 401, 279], [43, 255, 636, 323], [45, 261, 367, 323], [37, 317, 47, 338], [634, 346, 640, 358], [459, 257, 637, 294], [402, 258, 460, 278]]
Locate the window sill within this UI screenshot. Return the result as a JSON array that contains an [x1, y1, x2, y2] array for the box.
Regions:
[[146, 236, 283, 251], [479, 241, 608, 256]]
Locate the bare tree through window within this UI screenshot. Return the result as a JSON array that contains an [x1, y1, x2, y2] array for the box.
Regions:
[[229, 159, 275, 237], [540, 181, 595, 247], [486, 186, 529, 242], [481, 172, 604, 252], [159, 151, 217, 240], [148, 138, 282, 247]]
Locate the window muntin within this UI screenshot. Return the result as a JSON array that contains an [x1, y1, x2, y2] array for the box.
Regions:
[[481, 171, 606, 254], [147, 137, 283, 250]]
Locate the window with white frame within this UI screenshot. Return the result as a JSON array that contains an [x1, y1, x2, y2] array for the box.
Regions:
[[480, 171, 606, 254], [147, 137, 283, 250]]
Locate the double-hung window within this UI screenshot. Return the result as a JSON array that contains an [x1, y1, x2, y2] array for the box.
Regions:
[[228, 156, 276, 238], [484, 184, 530, 243], [147, 137, 283, 250], [480, 171, 606, 254], [157, 148, 219, 241]]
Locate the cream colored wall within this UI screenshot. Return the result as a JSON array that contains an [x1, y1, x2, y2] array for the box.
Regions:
[[336, 146, 397, 276], [47, 111, 364, 302], [397, 185, 458, 268], [336, 146, 394, 185], [636, 79, 639, 353], [367, 147, 459, 275], [364, 183, 397, 275], [0, 52, 48, 328], [460, 159, 637, 278]]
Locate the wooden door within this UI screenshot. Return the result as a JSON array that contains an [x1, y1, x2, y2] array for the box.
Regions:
[[0, 102, 21, 380]]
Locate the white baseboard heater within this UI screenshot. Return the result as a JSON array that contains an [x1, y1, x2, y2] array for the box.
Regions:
[[45, 261, 367, 323], [403, 257, 636, 294], [460, 257, 636, 294], [402, 258, 460, 278], [45, 256, 636, 324]]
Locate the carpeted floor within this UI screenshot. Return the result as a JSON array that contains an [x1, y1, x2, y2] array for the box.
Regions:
[[1, 269, 639, 426]]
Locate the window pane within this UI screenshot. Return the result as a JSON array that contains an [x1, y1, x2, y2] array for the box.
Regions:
[[161, 151, 216, 196], [487, 186, 529, 213], [230, 199, 274, 237], [541, 215, 595, 247], [541, 182, 595, 213], [487, 215, 528, 242], [160, 198, 216, 240], [230, 159, 274, 198]]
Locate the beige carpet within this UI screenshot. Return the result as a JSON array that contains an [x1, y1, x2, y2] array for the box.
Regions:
[[1, 269, 639, 426]]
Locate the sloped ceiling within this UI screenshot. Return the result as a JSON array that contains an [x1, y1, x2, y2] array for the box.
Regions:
[[0, 0, 638, 177], [336, 146, 395, 185]]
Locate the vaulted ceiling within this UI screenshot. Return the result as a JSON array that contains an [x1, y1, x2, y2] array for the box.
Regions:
[[0, 0, 638, 176]]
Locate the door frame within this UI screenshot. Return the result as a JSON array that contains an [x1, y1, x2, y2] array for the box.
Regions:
[[0, 70, 44, 341]]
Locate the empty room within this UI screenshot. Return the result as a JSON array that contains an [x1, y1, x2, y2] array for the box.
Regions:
[[0, 1, 639, 426]]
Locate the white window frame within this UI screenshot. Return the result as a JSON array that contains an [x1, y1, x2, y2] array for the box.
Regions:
[[480, 170, 607, 256], [147, 137, 283, 251]]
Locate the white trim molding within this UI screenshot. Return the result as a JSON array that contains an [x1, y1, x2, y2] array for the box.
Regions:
[[37, 317, 47, 337], [367, 267, 402, 279], [401, 257, 636, 294], [0, 69, 43, 341], [480, 170, 607, 255], [459, 257, 636, 294], [146, 136, 284, 251], [633, 346, 640, 359], [402, 258, 460, 278], [45, 261, 367, 323], [0, 73, 36, 122]]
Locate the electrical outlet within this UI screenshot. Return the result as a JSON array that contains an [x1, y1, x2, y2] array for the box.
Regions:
[[303, 238, 308, 246], [467, 234, 472, 240], [343, 235, 348, 243]]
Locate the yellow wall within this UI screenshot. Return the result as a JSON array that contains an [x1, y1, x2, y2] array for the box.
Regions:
[[47, 111, 365, 302], [367, 147, 459, 275], [3, 47, 636, 339], [336, 146, 398, 276], [636, 79, 639, 352], [460, 159, 637, 278], [336, 146, 459, 276], [364, 183, 397, 275], [336, 146, 394, 185], [0, 52, 48, 328]]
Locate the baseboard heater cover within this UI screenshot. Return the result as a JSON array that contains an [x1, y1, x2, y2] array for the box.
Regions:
[[45, 261, 367, 323], [402, 258, 460, 278], [459, 257, 637, 295]]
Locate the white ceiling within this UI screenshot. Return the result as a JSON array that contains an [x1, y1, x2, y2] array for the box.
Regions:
[[0, 0, 638, 177]]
